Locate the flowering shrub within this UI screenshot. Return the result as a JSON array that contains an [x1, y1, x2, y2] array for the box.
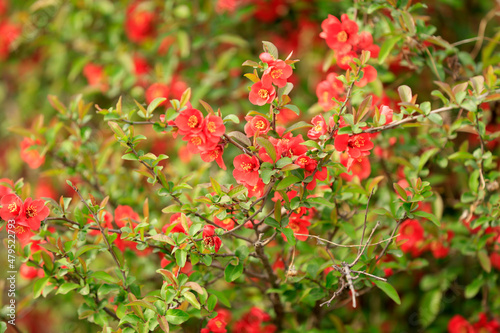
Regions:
[[1, 1, 500, 332]]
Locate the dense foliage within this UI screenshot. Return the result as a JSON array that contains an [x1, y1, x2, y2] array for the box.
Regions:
[[1, 0, 500, 332]]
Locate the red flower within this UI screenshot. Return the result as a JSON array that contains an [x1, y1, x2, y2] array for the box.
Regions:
[[278, 133, 308, 158], [20, 138, 45, 169], [214, 216, 235, 231], [83, 63, 108, 92], [183, 132, 218, 153], [200, 145, 227, 170], [0, 194, 23, 221], [336, 51, 358, 70], [0, 21, 21, 59], [125, 1, 156, 43], [320, 14, 359, 53], [20, 263, 44, 280], [201, 312, 228, 333], [307, 115, 328, 140], [233, 155, 260, 187], [264, 60, 293, 88], [397, 219, 425, 257], [448, 315, 475, 333], [245, 178, 266, 198], [334, 133, 374, 170], [355, 65, 377, 87], [249, 75, 276, 106], [18, 198, 50, 231], [15, 223, 34, 246], [175, 108, 204, 136], [203, 225, 222, 253], [295, 154, 317, 172], [357, 31, 380, 58], [473, 313, 500, 332], [114, 205, 140, 228], [259, 52, 276, 65], [316, 73, 344, 111], [163, 213, 192, 234], [491, 252, 500, 271], [259, 138, 282, 163], [340, 154, 371, 181], [284, 218, 311, 241], [146, 83, 169, 105], [204, 115, 226, 139], [216, 0, 239, 14], [244, 115, 271, 137]]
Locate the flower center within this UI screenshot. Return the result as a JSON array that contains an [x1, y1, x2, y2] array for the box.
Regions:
[[271, 69, 283, 79], [15, 225, 27, 234], [337, 31, 348, 42], [290, 224, 300, 232], [210, 150, 219, 159], [8, 202, 18, 213], [207, 121, 216, 133], [314, 123, 323, 132], [187, 115, 198, 128], [350, 136, 365, 148], [299, 158, 308, 165], [258, 89, 269, 99], [241, 162, 253, 172], [191, 136, 202, 145], [26, 206, 37, 218], [255, 120, 266, 130]]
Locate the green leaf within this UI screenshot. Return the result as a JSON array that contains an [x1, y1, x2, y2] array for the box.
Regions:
[[126, 300, 157, 312], [478, 250, 491, 273], [257, 137, 277, 162], [183, 291, 201, 309], [147, 97, 167, 114], [33, 277, 50, 298], [283, 121, 313, 135], [228, 185, 247, 198], [276, 157, 293, 169], [374, 280, 401, 305], [398, 85, 412, 103], [75, 244, 101, 258], [419, 289, 442, 327], [262, 41, 278, 59], [175, 250, 187, 268], [207, 289, 231, 308], [418, 148, 439, 172], [284, 104, 300, 115], [393, 183, 408, 201], [56, 282, 80, 295], [276, 176, 300, 191], [264, 217, 280, 228], [223, 114, 240, 124], [379, 36, 401, 64], [448, 151, 474, 160], [465, 276, 484, 299], [210, 177, 222, 195], [281, 228, 296, 246], [207, 295, 218, 312], [165, 309, 190, 325], [224, 262, 243, 282], [412, 210, 441, 227], [92, 271, 118, 283]]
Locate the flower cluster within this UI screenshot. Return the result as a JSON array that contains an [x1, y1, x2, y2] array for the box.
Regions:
[[274, 190, 316, 241], [316, 14, 379, 111], [174, 107, 226, 169], [201, 308, 230, 333], [233, 307, 277, 333], [87, 205, 153, 256], [448, 313, 500, 333], [0, 1, 20, 60], [203, 225, 222, 253], [0, 193, 50, 244], [248, 52, 294, 106]]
